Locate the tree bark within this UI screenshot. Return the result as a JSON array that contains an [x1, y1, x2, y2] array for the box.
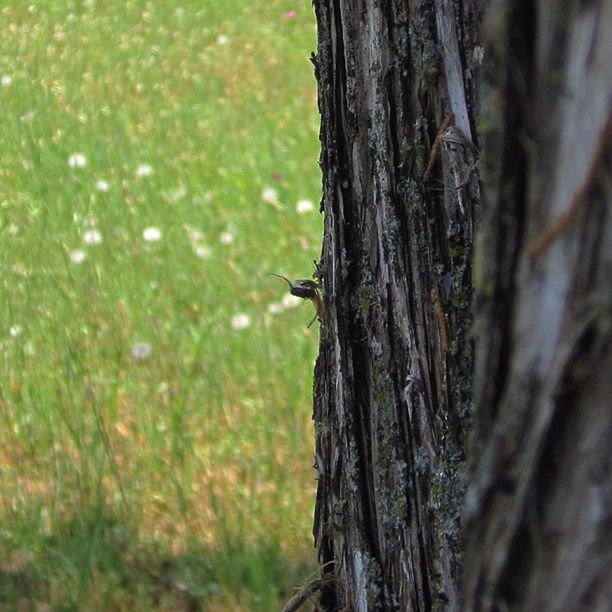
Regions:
[[311, 0, 611, 610], [463, 1, 612, 610], [312, 1, 483, 609]]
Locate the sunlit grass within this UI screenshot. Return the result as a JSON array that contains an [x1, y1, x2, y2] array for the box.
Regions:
[[0, 1, 321, 608]]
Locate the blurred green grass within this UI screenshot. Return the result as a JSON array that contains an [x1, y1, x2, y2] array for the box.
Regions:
[[0, 1, 321, 609]]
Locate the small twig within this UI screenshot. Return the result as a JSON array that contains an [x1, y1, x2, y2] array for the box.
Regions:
[[423, 113, 454, 183], [282, 573, 337, 612], [282, 565, 336, 612], [526, 116, 611, 257], [281, 578, 324, 612]]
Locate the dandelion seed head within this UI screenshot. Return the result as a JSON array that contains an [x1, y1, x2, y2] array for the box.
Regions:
[[143, 226, 162, 242], [135, 163, 153, 177], [195, 244, 212, 259], [296, 199, 314, 214], [219, 231, 234, 245], [267, 302, 283, 314], [83, 229, 102, 245], [186, 227, 204, 243], [231, 313, 251, 330], [261, 186, 279, 204], [68, 153, 87, 168], [70, 249, 87, 264], [132, 341, 152, 360], [282, 294, 302, 309]]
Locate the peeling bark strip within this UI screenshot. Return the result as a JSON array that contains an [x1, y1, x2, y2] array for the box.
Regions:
[[465, 1, 612, 610], [312, 1, 482, 609]]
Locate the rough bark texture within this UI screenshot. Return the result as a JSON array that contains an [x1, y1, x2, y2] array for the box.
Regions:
[[463, 1, 612, 610], [311, 0, 612, 610], [312, 1, 483, 609]]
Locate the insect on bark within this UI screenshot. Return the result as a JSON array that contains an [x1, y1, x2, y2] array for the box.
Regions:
[[268, 273, 323, 327]]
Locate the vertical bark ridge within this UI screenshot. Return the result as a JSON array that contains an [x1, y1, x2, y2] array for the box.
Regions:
[[313, 1, 482, 608]]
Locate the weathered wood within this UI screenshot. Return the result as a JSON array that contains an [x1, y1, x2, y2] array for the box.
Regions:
[[312, 1, 482, 609], [463, 1, 612, 609], [311, 0, 611, 609]]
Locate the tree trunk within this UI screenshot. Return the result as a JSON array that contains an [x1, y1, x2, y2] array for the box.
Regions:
[[463, 1, 612, 610], [312, 1, 483, 609], [311, 0, 611, 611]]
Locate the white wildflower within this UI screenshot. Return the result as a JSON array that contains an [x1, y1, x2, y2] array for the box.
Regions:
[[267, 302, 283, 315], [261, 186, 279, 204], [217, 34, 228, 45], [185, 226, 203, 243], [70, 249, 87, 264], [219, 231, 234, 245], [83, 229, 102, 245], [8, 223, 19, 235], [296, 199, 314, 214], [282, 294, 302, 309], [135, 163, 153, 177], [143, 226, 162, 242], [195, 244, 212, 259], [9, 325, 22, 338], [230, 313, 251, 330], [95, 180, 109, 192], [1, 75, 12, 86], [132, 341, 152, 360], [68, 153, 87, 168]]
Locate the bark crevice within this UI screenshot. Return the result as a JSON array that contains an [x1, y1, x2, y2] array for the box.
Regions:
[[313, 1, 481, 609]]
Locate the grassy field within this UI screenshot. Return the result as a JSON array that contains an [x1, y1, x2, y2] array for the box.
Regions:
[[0, 1, 321, 609]]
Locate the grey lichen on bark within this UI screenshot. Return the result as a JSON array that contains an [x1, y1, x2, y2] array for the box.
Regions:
[[308, 0, 612, 609], [311, 0, 483, 609]]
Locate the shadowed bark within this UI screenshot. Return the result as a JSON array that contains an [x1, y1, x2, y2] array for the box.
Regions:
[[310, 0, 611, 610], [312, 1, 482, 609], [463, 1, 612, 609]]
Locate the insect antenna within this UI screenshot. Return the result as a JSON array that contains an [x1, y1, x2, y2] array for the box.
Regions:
[[267, 273, 293, 289]]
